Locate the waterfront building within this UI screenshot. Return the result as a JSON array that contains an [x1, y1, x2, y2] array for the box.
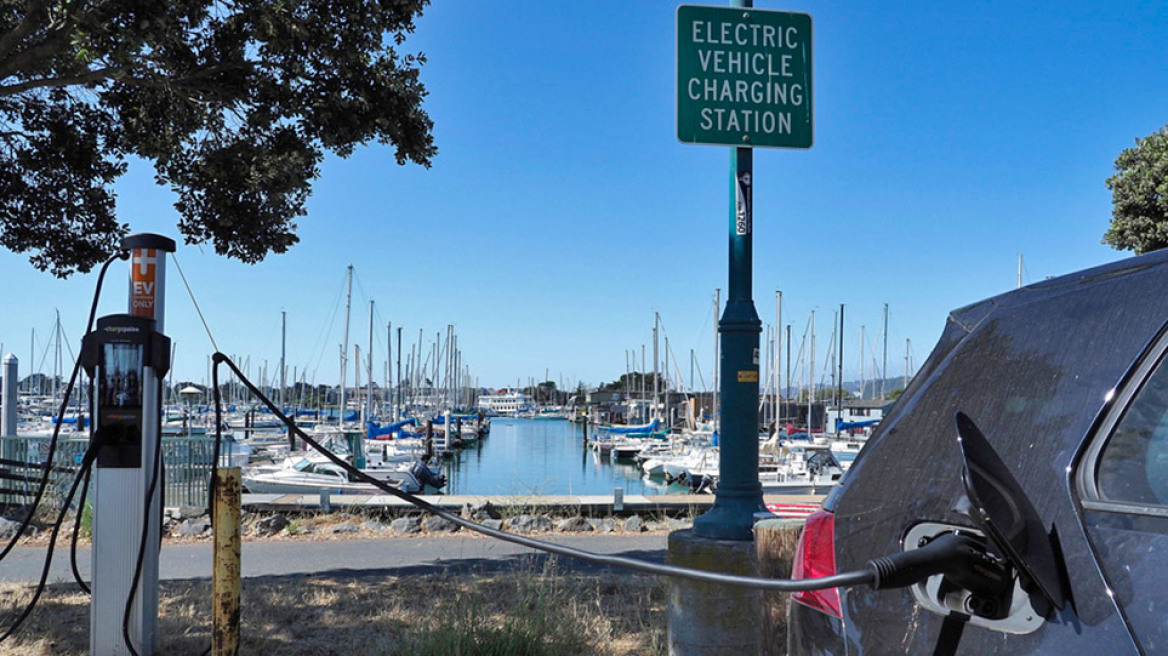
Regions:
[[824, 399, 895, 434]]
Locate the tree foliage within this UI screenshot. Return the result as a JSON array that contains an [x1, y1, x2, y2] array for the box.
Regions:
[[1, 0, 436, 276], [795, 387, 855, 403], [600, 371, 667, 393], [1102, 125, 1168, 255]]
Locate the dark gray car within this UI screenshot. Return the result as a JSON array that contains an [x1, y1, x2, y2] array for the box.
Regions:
[[788, 249, 1168, 654]]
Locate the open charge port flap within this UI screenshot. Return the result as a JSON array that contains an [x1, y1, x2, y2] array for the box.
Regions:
[[903, 522, 1045, 635]]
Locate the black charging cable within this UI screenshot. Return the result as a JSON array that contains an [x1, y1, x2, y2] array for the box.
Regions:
[[0, 251, 127, 644], [0, 436, 104, 642], [68, 462, 93, 593], [121, 401, 166, 656], [67, 366, 102, 593], [210, 353, 1006, 594], [0, 251, 127, 567]]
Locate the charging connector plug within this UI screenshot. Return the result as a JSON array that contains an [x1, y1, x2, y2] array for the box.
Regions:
[[867, 533, 1012, 598]]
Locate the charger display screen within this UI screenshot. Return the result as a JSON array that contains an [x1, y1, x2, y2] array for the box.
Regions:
[[101, 343, 142, 408], [97, 342, 144, 467]]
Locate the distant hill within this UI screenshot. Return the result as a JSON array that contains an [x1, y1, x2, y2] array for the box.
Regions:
[[783, 376, 911, 399], [844, 376, 910, 396]]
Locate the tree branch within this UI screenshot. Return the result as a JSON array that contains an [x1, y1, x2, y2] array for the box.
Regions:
[[0, 12, 77, 80], [0, 66, 123, 97], [0, 0, 51, 62]]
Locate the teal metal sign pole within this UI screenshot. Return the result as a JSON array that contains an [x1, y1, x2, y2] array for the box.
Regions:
[[677, 0, 812, 540], [693, 143, 766, 540]]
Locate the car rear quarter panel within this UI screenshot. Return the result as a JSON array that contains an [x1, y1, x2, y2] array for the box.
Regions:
[[826, 256, 1168, 654]]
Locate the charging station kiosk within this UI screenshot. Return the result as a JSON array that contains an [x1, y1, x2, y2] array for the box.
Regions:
[[82, 234, 175, 655]]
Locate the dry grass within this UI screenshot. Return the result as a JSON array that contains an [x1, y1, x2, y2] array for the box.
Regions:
[[0, 555, 667, 655], [1, 507, 676, 653]]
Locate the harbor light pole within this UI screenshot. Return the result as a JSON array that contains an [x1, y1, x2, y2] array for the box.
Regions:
[[692, 144, 766, 541]]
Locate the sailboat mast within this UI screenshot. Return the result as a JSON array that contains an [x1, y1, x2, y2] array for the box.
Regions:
[[809, 310, 815, 432], [905, 338, 912, 391], [280, 311, 286, 411], [881, 302, 889, 400], [653, 312, 659, 422], [837, 303, 844, 433], [449, 326, 456, 410], [713, 289, 720, 432], [640, 345, 646, 407], [386, 322, 392, 418], [784, 324, 791, 426], [396, 327, 402, 419], [367, 300, 374, 424], [53, 310, 61, 404], [664, 335, 670, 428], [762, 325, 772, 427], [859, 325, 866, 400], [775, 290, 781, 433], [339, 265, 353, 426]]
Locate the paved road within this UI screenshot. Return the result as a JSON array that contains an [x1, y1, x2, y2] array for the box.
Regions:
[[0, 533, 669, 584]]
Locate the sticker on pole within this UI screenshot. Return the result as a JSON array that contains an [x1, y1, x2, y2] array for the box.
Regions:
[[738, 370, 759, 383], [736, 171, 752, 236], [131, 249, 159, 318], [676, 5, 813, 149]]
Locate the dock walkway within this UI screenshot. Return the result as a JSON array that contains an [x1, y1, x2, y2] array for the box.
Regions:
[[239, 493, 824, 518]]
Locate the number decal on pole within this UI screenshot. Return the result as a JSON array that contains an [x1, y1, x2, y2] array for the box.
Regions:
[[735, 172, 752, 236]]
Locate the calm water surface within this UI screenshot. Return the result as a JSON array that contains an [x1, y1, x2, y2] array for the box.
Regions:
[[440, 417, 689, 496]]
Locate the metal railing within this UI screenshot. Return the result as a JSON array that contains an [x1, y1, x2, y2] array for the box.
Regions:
[[0, 435, 217, 512]]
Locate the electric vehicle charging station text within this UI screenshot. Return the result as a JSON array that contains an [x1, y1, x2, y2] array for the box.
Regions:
[[85, 234, 174, 655]]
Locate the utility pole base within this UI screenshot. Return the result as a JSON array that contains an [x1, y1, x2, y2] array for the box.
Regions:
[[692, 490, 767, 541], [667, 529, 761, 655]]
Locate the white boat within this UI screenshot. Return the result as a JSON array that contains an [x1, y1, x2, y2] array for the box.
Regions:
[[757, 442, 844, 495], [827, 436, 866, 471], [242, 453, 427, 495], [365, 436, 428, 465], [661, 446, 719, 482]]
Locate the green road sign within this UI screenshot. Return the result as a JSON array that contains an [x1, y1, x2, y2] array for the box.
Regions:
[[676, 5, 812, 149]]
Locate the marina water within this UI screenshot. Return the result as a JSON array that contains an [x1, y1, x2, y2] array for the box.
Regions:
[[441, 418, 689, 496]]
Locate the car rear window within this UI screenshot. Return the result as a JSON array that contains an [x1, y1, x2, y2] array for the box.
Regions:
[[1097, 355, 1168, 505]]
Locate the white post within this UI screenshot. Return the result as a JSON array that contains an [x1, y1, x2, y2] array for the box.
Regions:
[[2, 354, 16, 436], [91, 233, 174, 655]]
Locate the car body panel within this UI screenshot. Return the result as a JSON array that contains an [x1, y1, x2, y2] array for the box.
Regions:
[[1081, 510, 1168, 654], [791, 250, 1168, 654]]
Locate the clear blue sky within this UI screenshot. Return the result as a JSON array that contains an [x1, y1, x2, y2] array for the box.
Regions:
[[1, 1, 1165, 395]]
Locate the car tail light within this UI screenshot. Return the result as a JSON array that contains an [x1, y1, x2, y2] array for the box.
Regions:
[[791, 510, 843, 617]]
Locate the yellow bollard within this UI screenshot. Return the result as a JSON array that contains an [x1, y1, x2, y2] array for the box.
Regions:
[[212, 467, 242, 656]]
